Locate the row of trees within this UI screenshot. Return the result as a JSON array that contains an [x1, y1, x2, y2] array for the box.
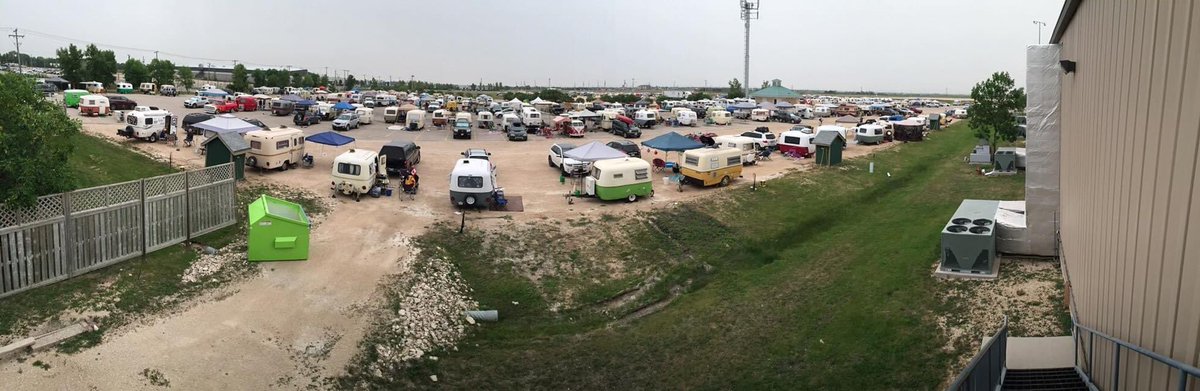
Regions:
[[1, 51, 56, 68], [56, 44, 117, 88], [120, 58, 181, 88]]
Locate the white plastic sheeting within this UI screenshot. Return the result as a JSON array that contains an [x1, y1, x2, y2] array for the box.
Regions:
[[996, 201, 1030, 254], [1024, 45, 1062, 256]]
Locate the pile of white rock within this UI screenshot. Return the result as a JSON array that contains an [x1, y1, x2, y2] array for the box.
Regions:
[[373, 257, 478, 364], [181, 239, 247, 284]]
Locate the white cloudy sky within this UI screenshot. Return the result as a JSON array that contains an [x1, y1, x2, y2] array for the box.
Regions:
[[0, 0, 1063, 94]]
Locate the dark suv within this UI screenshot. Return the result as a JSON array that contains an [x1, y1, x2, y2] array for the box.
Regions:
[[293, 111, 321, 126], [606, 140, 641, 158], [771, 111, 801, 123], [507, 122, 528, 141], [380, 140, 422, 175], [106, 95, 138, 110]]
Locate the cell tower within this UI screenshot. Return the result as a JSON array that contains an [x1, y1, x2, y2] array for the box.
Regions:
[[740, 0, 759, 97]]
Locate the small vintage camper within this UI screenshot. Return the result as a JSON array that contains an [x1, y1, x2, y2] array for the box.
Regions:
[[477, 111, 494, 129], [139, 82, 157, 94], [633, 110, 657, 128], [384, 106, 401, 123], [116, 82, 134, 94], [778, 130, 817, 158], [751, 108, 770, 122], [680, 147, 743, 187], [449, 158, 498, 208], [82, 81, 105, 93], [431, 109, 449, 127], [521, 107, 542, 129], [64, 89, 89, 107], [160, 85, 177, 96], [711, 135, 760, 165], [816, 125, 850, 139], [854, 124, 885, 145], [953, 108, 968, 119], [406, 110, 426, 130], [355, 107, 374, 124], [709, 110, 732, 125], [245, 127, 306, 171], [331, 149, 387, 201], [119, 109, 173, 142], [585, 158, 654, 202], [79, 94, 110, 116], [455, 112, 472, 125], [271, 100, 295, 116], [676, 109, 698, 126], [814, 106, 832, 117]]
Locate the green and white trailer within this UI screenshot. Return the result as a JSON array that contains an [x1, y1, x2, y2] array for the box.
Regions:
[[63, 89, 89, 108], [584, 158, 654, 202]]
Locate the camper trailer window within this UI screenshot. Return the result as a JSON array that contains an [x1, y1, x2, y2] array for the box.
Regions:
[[457, 176, 484, 189], [784, 136, 801, 144], [298, 136, 305, 144], [613, 173, 624, 179], [276, 140, 289, 149], [685, 155, 700, 166], [634, 169, 649, 180], [726, 156, 741, 166], [251, 141, 262, 149], [337, 163, 361, 176], [709, 157, 719, 169], [145, 118, 153, 126]]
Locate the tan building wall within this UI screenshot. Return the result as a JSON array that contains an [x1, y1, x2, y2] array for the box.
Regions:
[[1055, 0, 1200, 388]]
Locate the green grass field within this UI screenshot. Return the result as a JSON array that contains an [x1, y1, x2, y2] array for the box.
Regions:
[[346, 121, 1028, 389], [67, 133, 178, 188]]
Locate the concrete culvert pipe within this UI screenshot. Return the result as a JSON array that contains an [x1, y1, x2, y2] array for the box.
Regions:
[[466, 310, 498, 322]]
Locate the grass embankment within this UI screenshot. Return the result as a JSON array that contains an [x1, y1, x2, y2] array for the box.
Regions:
[[0, 134, 326, 353], [343, 121, 1034, 389]]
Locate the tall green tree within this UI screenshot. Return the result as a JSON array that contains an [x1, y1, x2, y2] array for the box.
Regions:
[[55, 44, 85, 87], [687, 91, 712, 101], [0, 73, 81, 208], [968, 72, 1027, 154], [319, 75, 331, 89], [122, 58, 150, 87], [267, 69, 290, 88], [369, 78, 380, 90], [760, 80, 769, 89], [727, 78, 745, 99], [229, 64, 250, 92], [344, 74, 357, 90], [148, 59, 176, 86], [303, 73, 319, 88], [250, 69, 267, 87], [177, 66, 195, 90], [82, 44, 117, 87]]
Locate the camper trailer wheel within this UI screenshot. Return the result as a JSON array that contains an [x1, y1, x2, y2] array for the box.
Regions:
[[148, 133, 158, 143], [465, 195, 477, 206], [720, 176, 730, 187], [626, 194, 637, 202], [281, 161, 289, 171]]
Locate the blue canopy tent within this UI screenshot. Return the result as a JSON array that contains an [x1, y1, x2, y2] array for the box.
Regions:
[[280, 94, 304, 102], [295, 99, 317, 109], [732, 102, 757, 109], [641, 131, 705, 172], [306, 131, 356, 146], [199, 89, 228, 98], [332, 102, 355, 111], [774, 101, 795, 109]]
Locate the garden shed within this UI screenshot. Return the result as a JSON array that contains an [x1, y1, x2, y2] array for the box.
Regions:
[[814, 130, 846, 166], [202, 129, 250, 180], [247, 195, 311, 262]]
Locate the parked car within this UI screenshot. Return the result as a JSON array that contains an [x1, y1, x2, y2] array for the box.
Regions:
[[506, 122, 528, 141], [293, 111, 321, 126], [461, 148, 491, 161], [182, 113, 214, 135], [740, 127, 778, 149], [771, 111, 801, 123], [332, 113, 361, 130], [205, 100, 237, 114], [548, 143, 589, 175], [606, 140, 641, 158], [380, 140, 422, 175], [184, 96, 210, 108], [453, 118, 472, 139], [106, 95, 138, 110]]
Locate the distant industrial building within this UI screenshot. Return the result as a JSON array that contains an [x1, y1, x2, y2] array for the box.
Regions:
[[187, 65, 309, 83]]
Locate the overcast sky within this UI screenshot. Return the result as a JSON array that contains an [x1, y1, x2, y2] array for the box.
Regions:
[[0, 0, 1063, 94]]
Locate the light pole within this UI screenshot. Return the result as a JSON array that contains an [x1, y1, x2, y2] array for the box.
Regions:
[[1033, 20, 1047, 44], [740, 0, 760, 98]]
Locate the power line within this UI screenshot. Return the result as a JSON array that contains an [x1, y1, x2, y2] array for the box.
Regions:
[[8, 29, 24, 74]]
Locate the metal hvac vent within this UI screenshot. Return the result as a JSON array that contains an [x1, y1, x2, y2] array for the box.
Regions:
[[938, 200, 1001, 278]]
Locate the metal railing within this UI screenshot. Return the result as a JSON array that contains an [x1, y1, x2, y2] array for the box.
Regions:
[[947, 316, 1008, 391], [1074, 323, 1200, 391]]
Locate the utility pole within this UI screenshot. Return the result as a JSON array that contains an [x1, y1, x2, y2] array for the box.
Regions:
[[1032, 20, 1047, 44], [740, 0, 759, 98], [154, 50, 159, 60], [8, 29, 23, 74]]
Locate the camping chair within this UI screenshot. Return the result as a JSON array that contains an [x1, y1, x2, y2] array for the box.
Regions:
[[652, 158, 666, 172], [757, 148, 772, 161]]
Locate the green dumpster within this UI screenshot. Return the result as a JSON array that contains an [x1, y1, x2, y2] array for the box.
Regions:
[[247, 195, 311, 262]]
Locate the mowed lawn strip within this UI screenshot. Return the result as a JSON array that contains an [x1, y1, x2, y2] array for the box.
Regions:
[[67, 132, 178, 188], [369, 121, 1026, 389]]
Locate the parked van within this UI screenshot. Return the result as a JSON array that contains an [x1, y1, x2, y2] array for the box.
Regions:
[[384, 107, 402, 123], [709, 110, 732, 125], [82, 81, 105, 93], [712, 135, 760, 165], [449, 158, 498, 208], [778, 130, 817, 158], [139, 82, 157, 94], [680, 147, 743, 187], [79, 94, 110, 116], [585, 158, 654, 202], [119, 109, 173, 142], [355, 107, 374, 124], [116, 82, 134, 94], [406, 110, 426, 130], [751, 108, 770, 122], [331, 149, 386, 201], [246, 127, 306, 171], [379, 140, 422, 175], [160, 84, 177, 96]]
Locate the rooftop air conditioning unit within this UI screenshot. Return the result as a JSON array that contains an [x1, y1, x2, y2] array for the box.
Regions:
[[994, 147, 1019, 174], [938, 200, 1000, 278], [969, 140, 991, 165]]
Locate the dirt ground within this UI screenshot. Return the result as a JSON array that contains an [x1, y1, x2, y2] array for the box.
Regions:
[[0, 93, 954, 389]]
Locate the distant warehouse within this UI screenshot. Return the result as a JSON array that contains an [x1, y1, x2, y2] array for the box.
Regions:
[[186, 65, 309, 83]]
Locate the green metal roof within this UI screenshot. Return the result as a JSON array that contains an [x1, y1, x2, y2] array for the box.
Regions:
[[749, 85, 801, 99]]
